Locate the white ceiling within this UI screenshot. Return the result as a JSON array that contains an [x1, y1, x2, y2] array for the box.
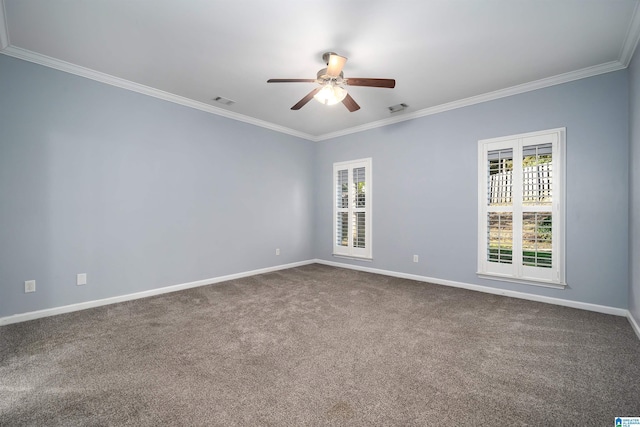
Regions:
[[1, 0, 639, 141]]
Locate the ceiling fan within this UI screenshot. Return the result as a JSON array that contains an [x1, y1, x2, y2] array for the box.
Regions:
[[267, 52, 395, 112]]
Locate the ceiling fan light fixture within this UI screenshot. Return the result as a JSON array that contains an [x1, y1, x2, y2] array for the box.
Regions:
[[313, 82, 348, 106]]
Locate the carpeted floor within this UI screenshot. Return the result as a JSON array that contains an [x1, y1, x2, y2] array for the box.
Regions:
[[1, 264, 639, 426]]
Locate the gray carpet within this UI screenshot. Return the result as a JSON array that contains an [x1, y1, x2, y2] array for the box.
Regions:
[[1, 264, 639, 426]]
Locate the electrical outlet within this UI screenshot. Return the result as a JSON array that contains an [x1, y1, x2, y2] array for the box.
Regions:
[[77, 273, 87, 286], [275, 248, 280, 256], [24, 280, 36, 293], [413, 255, 419, 263]]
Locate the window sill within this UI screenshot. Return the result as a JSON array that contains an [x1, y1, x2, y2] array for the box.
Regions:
[[332, 254, 373, 262], [476, 272, 566, 289]]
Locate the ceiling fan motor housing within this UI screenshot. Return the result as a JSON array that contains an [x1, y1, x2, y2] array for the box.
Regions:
[[317, 68, 344, 83]]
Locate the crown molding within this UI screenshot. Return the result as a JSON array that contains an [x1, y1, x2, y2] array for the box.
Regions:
[[0, 44, 628, 143], [0, 45, 317, 142], [0, 5, 634, 145], [0, 0, 9, 50], [620, 1, 640, 66], [315, 60, 626, 141]]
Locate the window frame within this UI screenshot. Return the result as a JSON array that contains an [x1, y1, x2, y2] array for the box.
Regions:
[[333, 158, 372, 260], [477, 128, 566, 289]]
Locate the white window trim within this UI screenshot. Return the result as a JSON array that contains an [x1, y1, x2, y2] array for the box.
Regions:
[[477, 128, 566, 288], [333, 158, 372, 260]]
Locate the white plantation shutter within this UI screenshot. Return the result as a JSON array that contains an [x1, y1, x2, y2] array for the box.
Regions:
[[486, 147, 514, 276], [336, 169, 349, 248], [333, 158, 372, 259], [478, 129, 565, 288]]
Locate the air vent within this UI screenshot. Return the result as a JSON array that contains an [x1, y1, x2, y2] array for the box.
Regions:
[[212, 96, 235, 106], [388, 103, 408, 113]]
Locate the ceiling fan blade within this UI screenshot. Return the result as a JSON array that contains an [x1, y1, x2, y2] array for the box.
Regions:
[[267, 79, 316, 83], [346, 78, 396, 88], [326, 54, 347, 77], [291, 88, 321, 110], [342, 93, 360, 112]]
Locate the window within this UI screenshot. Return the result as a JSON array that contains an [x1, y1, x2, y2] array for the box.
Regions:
[[333, 158, 372, 259], [478, 128, 565, 288]]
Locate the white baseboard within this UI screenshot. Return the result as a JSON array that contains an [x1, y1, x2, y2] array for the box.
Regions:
[[628, 311, 640, 340], [314, 259, 629, 317], [3, 259, 635, 335], [0, 260, 315, 326]]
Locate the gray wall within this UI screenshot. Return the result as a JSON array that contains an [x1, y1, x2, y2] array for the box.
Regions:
[[630, 45, 640, 323], [0, 55, 315, 318], [1, 52, 634, 319], [315, 71, 630, 308]]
